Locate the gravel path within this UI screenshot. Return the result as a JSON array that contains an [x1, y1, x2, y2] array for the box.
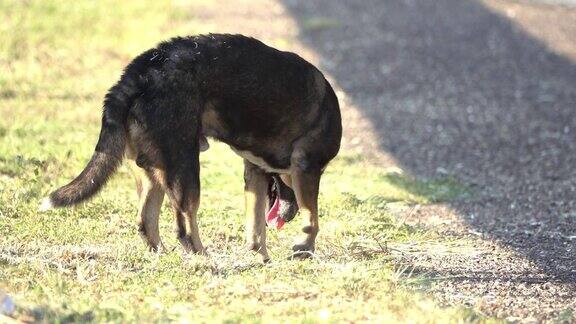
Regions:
[[189, 0, 576, 320]]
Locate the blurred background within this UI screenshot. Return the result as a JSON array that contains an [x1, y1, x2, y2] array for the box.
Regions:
[[1, 0, 576, 321]]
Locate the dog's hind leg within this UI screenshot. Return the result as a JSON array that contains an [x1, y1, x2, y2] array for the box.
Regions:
[[135, 90, 206, 255], [289, 168, 321, 259], [171, 173, 205, 255], [243, 160, 270, 263], [137, 171, 165, 252], [162, 146, 206, 255], [126, 149, 166, 252]]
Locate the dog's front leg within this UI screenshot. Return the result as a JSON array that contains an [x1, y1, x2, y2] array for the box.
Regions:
[[243, 160, 270, 263], [290, 169, 321, 259]]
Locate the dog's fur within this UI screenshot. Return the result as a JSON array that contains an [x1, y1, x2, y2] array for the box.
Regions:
[[40, 34, 342, 261]]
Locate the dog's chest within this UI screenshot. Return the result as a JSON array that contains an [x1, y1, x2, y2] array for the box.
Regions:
[[231, 148, 290, 174]]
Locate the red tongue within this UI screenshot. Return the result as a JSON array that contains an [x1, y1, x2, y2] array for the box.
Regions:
[[265, 196, 285, 229]]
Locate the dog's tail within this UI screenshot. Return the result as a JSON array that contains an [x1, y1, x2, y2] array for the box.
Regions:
[[40, 74, 141, 211]]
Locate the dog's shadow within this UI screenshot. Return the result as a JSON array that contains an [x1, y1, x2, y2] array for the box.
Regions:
[[282, 0, 576, 282]]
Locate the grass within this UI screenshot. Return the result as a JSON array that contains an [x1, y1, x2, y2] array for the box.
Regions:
[[0, 0, 486, 322]]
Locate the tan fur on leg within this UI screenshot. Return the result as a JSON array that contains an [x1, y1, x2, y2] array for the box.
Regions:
[[290, 169, 320, 259], [185, 195, 206, 255], [128, 156, 166, 252], [137, 174, 165, 252], [244, 160, 270, 262]]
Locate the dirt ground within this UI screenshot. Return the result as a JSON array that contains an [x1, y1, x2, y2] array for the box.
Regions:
[[188, 0, 576, 321]]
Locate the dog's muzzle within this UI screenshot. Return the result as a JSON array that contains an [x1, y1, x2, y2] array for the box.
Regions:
[[266, 175, 298, 229]]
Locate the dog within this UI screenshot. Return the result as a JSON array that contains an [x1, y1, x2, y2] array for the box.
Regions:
[[39, 34, 342, 261]]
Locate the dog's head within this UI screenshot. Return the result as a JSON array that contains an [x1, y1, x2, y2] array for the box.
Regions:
[[267, 174, 298, 226]]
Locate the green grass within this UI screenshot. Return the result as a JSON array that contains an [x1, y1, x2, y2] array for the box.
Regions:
[[0, 1, 485, 322]]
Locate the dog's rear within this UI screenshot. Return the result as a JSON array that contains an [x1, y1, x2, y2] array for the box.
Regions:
[[40, 41, 191, 210]]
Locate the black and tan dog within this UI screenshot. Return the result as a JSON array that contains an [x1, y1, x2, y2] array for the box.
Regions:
[[39, 34, 341, 261]]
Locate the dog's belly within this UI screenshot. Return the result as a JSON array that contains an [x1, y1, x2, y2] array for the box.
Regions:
[[201, 102, 294, 173], [231, 148, 290, 174]]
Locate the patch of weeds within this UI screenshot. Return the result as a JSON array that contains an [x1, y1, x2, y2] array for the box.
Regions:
[[34, 307, 96, 323], [0, 155, 46, 177], [340, 191, 363, 208], [381, 172, 470, 203], [340, 275, 373, 298]]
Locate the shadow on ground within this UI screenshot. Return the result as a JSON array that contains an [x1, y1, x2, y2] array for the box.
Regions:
[[281, 0, 576, 283]]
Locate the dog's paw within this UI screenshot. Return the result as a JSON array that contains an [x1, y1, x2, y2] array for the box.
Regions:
[[246, 241, 261, 252], [290, 242, 315, 260], [146, 242, 167, 254], [247, 242, 271, 263], [179, 235, 207, 256]]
